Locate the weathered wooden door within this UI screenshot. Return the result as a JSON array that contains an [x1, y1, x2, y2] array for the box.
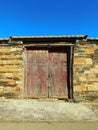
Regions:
[[25, 48, 48, 98], [25, 47, 68, 99], [48, 48, 68, 98]]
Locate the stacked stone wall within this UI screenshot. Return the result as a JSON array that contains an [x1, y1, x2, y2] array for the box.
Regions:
[[73, 42, 98, 101], [0, 45, 24, 99]]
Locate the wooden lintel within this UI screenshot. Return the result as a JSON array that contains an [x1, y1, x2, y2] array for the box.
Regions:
[[24, 43, 74, 47]]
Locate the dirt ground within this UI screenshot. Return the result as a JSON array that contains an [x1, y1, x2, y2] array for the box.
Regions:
[[0, 121, 98, 130], [1, 99, 98, 121], [1, 99, 98, 130]]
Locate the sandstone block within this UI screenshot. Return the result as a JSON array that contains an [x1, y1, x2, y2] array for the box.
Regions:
[[79, 77, 86, 82], [0, 88, 4, 95], [14, 87, 21, 92], [0, 68, 23, 72], [13, 73, 23, 78], [0, 52, 4, 55], [84, 70, 90, 74], [86, 85, 95, 91], [93, 83, 98, 90], [74, 53, 79, 56], [90, 68, 98, 74], [85, 48, 94, 54], [8, 81, 17, 87], [74, 58, 85, 65], [0, 48, 11, 53], [74, 85, 87, 91], [10, 48, 18, 51], [94, 78, 98, 82], [3, 73, 13, 77], [0, 55, 23, 60], [85, 58, 93, 65], [16, 81, 23, 85], [94, 65, 98, 68], [0, 86, 4, 89], [4, 87, 14, 93], [0, 60, 23, 65], [0, 79, 14, 82]]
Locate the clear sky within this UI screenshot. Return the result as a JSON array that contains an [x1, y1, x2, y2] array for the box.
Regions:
[[0, 0, 98, 38]]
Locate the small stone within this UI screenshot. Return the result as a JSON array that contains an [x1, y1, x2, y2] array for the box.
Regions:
[[74, 58, 85, 65], [16, 81, 23, 85], [85, 48, 94, 54], [79, 77, 86, 82], [90, 68, 98, 74], [14, 87, 21, 92], [0, 88, 4, 95], [8, 81, 17, 87], [85, 58, 93, 65], [74, 85, 87, 91]]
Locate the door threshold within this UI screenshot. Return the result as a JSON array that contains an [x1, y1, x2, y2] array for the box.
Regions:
[[39, 98, 58, 101]]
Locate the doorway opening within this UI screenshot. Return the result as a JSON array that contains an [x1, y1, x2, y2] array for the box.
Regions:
[[24, 45, 73, 99]]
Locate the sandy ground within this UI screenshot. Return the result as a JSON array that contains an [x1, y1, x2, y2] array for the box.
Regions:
[[1, 99, 98, 121], [1, 99, 98, 130], [0, 121, 98, 130]]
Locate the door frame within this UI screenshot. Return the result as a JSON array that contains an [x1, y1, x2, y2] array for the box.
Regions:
[[24, 43, 74, 99]]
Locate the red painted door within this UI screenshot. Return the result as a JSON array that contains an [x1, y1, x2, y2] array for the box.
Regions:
[[25, 49, 48, 98], [49, 48, 68, 98], [25, 47, 68, 98]]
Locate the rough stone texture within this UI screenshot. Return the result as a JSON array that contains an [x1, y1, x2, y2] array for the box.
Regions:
[[73, 42, 98, 101], [0, 41, 98, 101], [0, 45, 24, 99], [0, 99, 98, 121]]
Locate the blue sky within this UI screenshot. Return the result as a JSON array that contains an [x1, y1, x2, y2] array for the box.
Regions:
[[0, 0, 98, 38]]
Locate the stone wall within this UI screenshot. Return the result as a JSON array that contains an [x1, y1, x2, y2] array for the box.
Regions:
[[0, 41, 98, 101], [73, 41, 98, 101], [0, 45, 24, 99]]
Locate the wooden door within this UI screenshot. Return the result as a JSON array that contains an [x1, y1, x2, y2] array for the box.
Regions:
[[49, 48, 68, 98], [25, 48, 48, 98], [25, 47, 68, 99]]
